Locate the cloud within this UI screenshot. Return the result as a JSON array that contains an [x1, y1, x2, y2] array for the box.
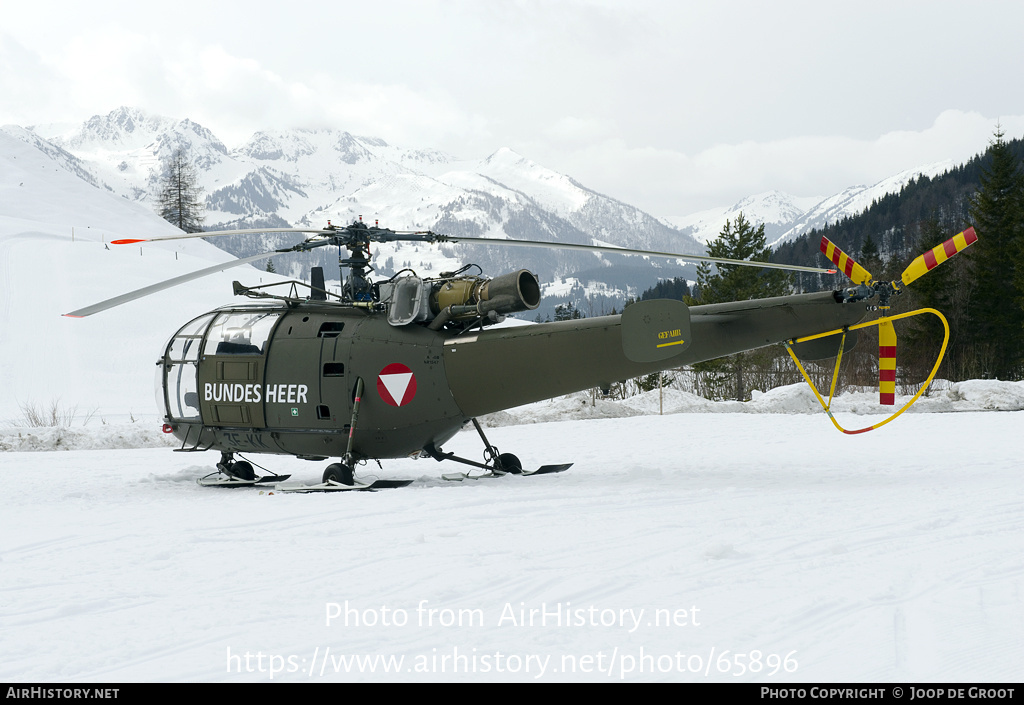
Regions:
[[0, 29, 492, 150], [0, 35, 75, 126], [543, 116, 617, 144], [554, 110, 1024, 216], [4, 1, 1024, 221]]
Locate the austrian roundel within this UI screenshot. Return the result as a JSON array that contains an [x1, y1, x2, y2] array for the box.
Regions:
[[376, 363, 417, 407]]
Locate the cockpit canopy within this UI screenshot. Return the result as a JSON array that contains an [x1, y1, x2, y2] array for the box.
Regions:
[[158, 307, 282, 422]]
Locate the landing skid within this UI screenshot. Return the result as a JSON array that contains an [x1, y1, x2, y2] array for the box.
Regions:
[[429, 418, 573, 481], [194, 415, 573, 491], [276, 479, 414, 493], [197, 452, 289, 488], [442, 463, 573, 482], [197, 472, 291, 488]]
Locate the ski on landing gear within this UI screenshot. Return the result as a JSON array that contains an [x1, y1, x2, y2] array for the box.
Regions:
[[196, 473, 292, 487], [441, 463, 573, 482], [196, 454, 291, 487], [275, 478, 414, 493], [434, 418, 573, 481], [195, 413, 571, 490]]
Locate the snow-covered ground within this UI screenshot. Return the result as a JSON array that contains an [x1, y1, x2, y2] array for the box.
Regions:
[[2, 385, 1023, 682]]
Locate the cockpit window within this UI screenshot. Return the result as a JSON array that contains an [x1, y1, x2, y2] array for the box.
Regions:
[[204, 311, 281, 356], [167, 312, 215, 362], [161, 312, 217, 422]]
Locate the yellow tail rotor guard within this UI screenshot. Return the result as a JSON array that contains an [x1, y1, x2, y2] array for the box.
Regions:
[[784, 308, 950, 435]]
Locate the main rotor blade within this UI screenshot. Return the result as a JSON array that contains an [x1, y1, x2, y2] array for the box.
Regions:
[[63, 251, 279, 318], [110, 227, 333, 245], [111, 226, 838, 274], [436, 235, 838, 275], [898, 226, 977, 287]]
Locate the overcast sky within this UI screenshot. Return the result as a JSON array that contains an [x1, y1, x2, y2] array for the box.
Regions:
[[3, 0, 1023, 216]]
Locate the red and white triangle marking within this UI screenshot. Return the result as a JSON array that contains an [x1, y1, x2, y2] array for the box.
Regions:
[[377, 363, 417, 406]]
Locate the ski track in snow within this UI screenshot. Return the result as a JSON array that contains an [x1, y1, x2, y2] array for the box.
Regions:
[[1, 411, 1022, 682]]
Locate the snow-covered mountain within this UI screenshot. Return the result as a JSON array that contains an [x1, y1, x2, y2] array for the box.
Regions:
[[663, 191, 824, 248], [766, 161, 955, 248], [663, 161, 955, 249], [12, 107, 704, 317], [8, 107, 965, 316]]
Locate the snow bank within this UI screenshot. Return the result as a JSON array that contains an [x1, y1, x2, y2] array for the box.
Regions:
[[0, 422, 178, 452], [482, 379, 1024, 427], [5, 379, 1024, 451], [942, 378, 1024, 409]]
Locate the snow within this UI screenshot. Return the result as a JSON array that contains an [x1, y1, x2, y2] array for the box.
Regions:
[[472, 147, 592, 216], [2, 122, 1022, 684], [3, 379, 1023, 683], [3, 409, 1023, 682], [665, 190, 821, 246], [767, 162, 956, 249], [0, 130, 294, 422]]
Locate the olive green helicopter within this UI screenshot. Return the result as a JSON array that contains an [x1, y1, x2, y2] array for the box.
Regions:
[[64, 219, 977, 491]]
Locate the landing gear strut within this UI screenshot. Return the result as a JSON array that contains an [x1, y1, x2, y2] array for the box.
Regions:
[[475, 419, 522, 474], [320, 376, 366, 486], [424, 418, 532, 476], [218, 452, 255, 480]]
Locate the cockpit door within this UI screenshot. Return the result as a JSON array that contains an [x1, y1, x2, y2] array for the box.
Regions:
[[196, 311, 281, 428]]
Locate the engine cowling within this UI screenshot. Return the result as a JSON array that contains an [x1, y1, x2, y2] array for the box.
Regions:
[[432, 269, 540, 319]]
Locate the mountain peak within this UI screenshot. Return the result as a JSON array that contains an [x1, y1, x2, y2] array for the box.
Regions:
[[766, 160, 956, 247], [663, 190, 819, 246], [484, 146, 527, 165], [56, 106, 228, 161]]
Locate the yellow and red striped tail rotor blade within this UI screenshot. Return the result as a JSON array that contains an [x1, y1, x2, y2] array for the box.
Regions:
[[820, 236, 874, 285], [878, 319, 897, 406], [899, 226, 978, 287]]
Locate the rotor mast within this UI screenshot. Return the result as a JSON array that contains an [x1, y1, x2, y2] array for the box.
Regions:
[[328, 220, 374, 301], [302, 218, 438, 303]]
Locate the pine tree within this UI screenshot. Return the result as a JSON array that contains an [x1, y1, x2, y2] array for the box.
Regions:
[[553, 302, 584, 320], [639, 276, 692, 302], [860, 233, 882, 274], [695, 213, 792, 304], [156, 148, 205, 233], [693, 213, 793, 400], [966, 127, 1024, 378]]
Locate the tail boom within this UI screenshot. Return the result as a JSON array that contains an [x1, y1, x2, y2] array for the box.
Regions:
[[443, 291, 869, 417]]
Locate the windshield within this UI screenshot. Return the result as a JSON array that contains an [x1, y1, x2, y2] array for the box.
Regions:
[[204, 311, 281, 356]]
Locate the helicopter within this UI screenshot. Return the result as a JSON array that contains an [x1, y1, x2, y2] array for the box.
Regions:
[[63, 219, 977, 490]]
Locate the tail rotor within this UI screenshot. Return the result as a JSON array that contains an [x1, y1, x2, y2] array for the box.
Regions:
[[819, 227, 976, 406], [821, 226, 977, 308], [820, 237, 874, 286], [788, 227, 977, 430], [897, 227, 978, 288]]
